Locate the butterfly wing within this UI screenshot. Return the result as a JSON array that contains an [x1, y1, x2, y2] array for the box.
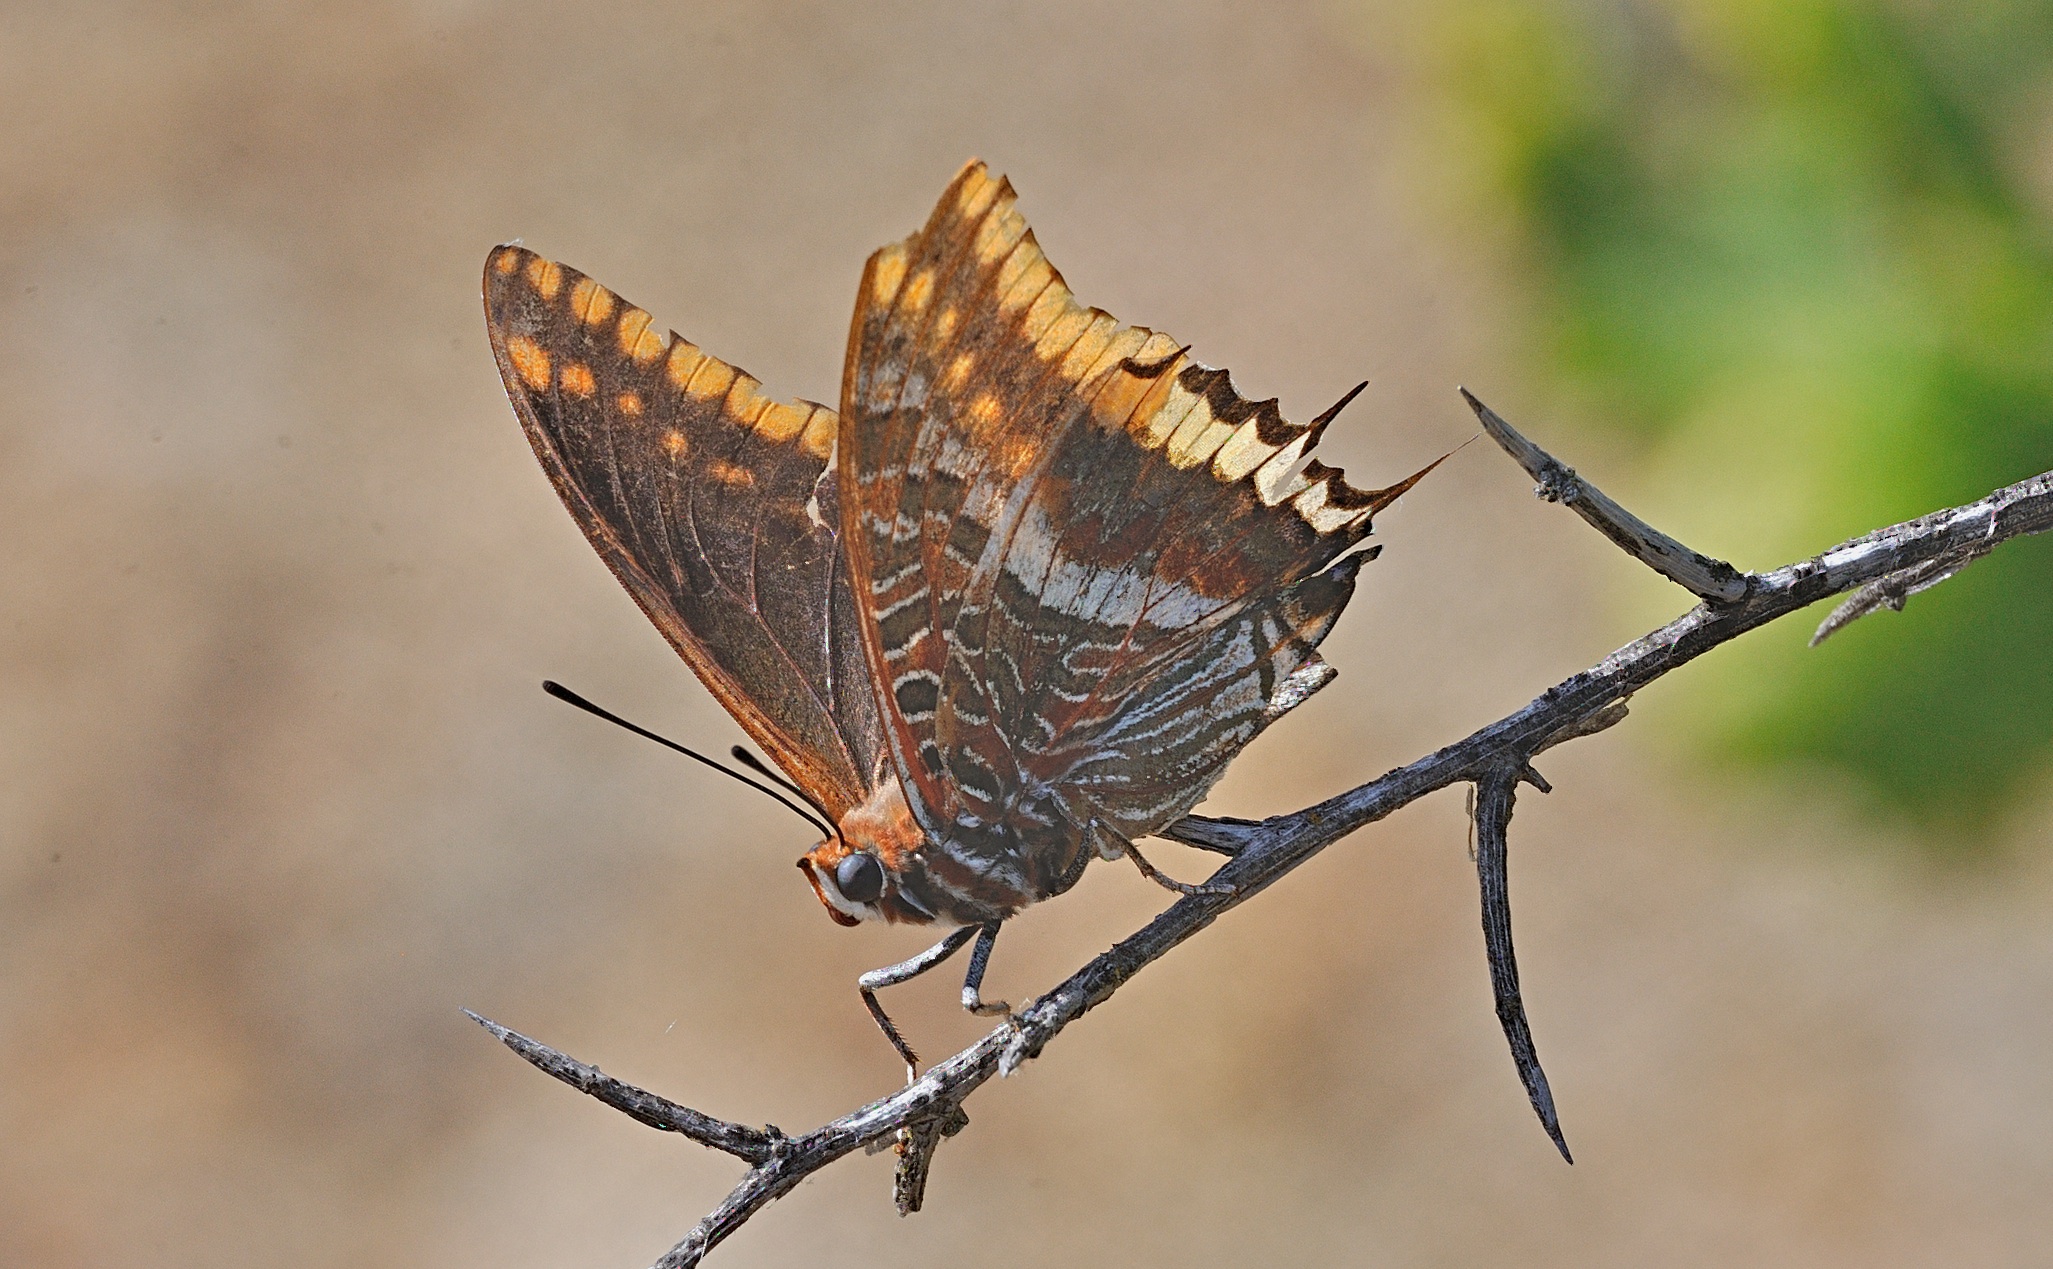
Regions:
[[486, 246, 884, 822], [840, 163, 1424, 896]]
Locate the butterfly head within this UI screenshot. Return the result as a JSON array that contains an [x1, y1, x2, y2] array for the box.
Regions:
[[798, 779, 937, 926]]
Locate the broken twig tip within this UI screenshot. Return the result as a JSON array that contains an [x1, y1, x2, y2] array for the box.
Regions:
[[1459, 394, 1750, 603], [462, 1007, 509, 1040], [1471, 768, 1576, 1164]]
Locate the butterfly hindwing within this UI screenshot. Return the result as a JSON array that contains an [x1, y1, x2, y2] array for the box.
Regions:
[[1051, 550, 1363, 840], [485, 246, 884, 822]]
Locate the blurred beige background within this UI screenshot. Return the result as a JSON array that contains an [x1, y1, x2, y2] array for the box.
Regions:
[[4, 2, 2050, 1266]]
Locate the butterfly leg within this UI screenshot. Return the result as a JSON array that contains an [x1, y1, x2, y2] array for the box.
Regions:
[[859, 923, 982, 1083], [959, 921, 1013, 1020], [1120, 835, 1236, 898], [1042, 825, 1099, 900]]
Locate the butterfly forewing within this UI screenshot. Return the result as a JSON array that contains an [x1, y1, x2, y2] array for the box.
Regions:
[[485, 246, 884, 822]]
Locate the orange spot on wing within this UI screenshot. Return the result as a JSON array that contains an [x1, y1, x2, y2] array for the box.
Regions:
[[1029, 297, 1090, 358], [1072, 327, 1150, 400], [685, 356, 736, 401], [956, 164, 1001, 219], [707, 459, 756, 487], [943, 352, 975, 391], [870, 246, 908, 307], [1087, 335, 1184, 433], [492, 248, 520, 275], [997, 244, 1053, 314], [662, 429, 688, 460], [617, 308, 660, 361], [755, 400, 808, 444], [667, 340, 706, 389], [974, 206, 1027, 264], [571, 276, 615, 326], [798, 406, 835, 458], [559, 361, 595, 396], [526, 256, 563, 300], [998, 433, 1040, 477], [724, 376, 771, 428], [505, 335, 551, 390], [901, 267, 934, 314], [1058, 313, 1119, 380], [616, 391, 643, 418]]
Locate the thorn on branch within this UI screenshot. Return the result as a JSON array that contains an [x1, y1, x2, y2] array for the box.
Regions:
[[1536, 696, 1632, 755], [1157, 813, 1261, 856], [463, 1010, 779, 1163], [1460, 388, 1749, 603], [1000, 983, 1085, 1077], [1469, 768, 1572, 1165], [1809, 539, 1992, 646], [892, 1101, 970, 1215]]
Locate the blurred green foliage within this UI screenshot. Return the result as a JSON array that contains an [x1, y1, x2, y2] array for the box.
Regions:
[[1421, 0, 2053, 838]]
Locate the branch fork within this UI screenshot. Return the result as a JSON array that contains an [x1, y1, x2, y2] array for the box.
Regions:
[[472, 391, 2053, 1267]]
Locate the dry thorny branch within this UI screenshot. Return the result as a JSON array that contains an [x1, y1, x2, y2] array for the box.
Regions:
[[469, 392, 2053, 1267]]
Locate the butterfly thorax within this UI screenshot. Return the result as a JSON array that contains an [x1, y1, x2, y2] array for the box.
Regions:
[[798, 777, 1080, 928]]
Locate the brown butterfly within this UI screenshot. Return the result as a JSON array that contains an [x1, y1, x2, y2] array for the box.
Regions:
[[484, 160, 1432, 1077]]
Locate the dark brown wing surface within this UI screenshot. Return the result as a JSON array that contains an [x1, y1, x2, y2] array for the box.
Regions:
[[485, 246, 884, 821], [840, 162, 1426, 887]]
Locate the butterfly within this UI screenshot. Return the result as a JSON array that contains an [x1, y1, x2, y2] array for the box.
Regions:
[[484, 160, 1433, 1077]]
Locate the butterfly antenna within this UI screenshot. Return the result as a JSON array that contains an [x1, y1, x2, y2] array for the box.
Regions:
[[729, 744, 839, 837], [539, 681, 836, 840]]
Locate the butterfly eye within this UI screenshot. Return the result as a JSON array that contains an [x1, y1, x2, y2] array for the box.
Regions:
[[835, 852, 886, 904]]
